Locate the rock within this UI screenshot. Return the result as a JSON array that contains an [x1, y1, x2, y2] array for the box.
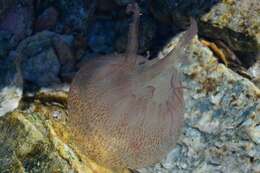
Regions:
[[113, 0, 134, 6], [53, 35, 76, 82], [149, 0, 259, 61], [21, 48, 61, 86], [137, 35, 260, 172], [0, 31, 12, 59], [96, 0, 118, 12], [138, 17, 157, 53], [0, 52, 23, 117], [7, 31, 258, 173], [148, 0, 174, 24], [87, 19, 116, 53], [0, 98, 130, 173], [33, 84, 70, 106], [0, 0, 16, 19], [0, 3, 33, 46], [55, 0, 88, 33], [88, 4, 156, 54], [200, 0, 260, 53], [16, 31, 76, 87], [148, 0, 219, 26], [16, 31, 60, 86], [35, 7, 59, 32], [248, 53, 260, 87], [0, 1, 259, 172], [0, 108, 82, 172]]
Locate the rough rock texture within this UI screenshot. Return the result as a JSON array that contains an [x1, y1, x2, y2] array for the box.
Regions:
[[87, 19, 117, 53], [0, 102, 126, 173], [35, 7, 59, 32], [16, 31, 61, 87], [114, 0, 134, 6], [249, 54, 260, 88], [0, 31, 12, 59], [200, 0, 260, 53], [16, 31, 76, 87], [0, 52, 23, 117], [138, 36, 260, 173], [0, 1, 33, 47], [0, 0, 16, 19], [149, 0, 259, 63], [0, 0, 259, 172], [55, 0, 88, 33], [148, 0, 219, 26], [1, 34, 259, 172]]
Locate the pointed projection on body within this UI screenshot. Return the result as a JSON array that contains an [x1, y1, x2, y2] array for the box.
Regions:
[[68, 3, 198, 169]]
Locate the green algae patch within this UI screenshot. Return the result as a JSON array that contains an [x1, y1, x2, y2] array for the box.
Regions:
[[0, 103, 130, 173]]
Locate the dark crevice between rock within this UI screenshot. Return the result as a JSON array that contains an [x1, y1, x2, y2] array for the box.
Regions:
[[199, 21, 258, 68]]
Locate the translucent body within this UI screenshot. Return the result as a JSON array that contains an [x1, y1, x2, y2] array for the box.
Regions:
[[68, 3, 197, 169]]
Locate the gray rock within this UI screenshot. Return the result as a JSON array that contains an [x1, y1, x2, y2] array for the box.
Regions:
[[149, 0, 219, 25], [200, 0, 260, 53], [0, 0, 16, 19], [0, 52, 23, 117], [56, 0, 88, 33], [114, 0, 134, 6], [16, 31, 60, 87], [0, 101, 123, 173], [53, 35, 76, 82], [149, 0, 259, 57], [16, 31, 76, 86], [0, 2, 33, 47], [88, 19, 116, 53], [0, 31, 12, 59], [35, 7, 59, 32], [248, 53, 260, 87], [21, 48, 61, 86], [0, 82, 22, 117], [96, 0, 118, 11], [138, 35, 260, 173]]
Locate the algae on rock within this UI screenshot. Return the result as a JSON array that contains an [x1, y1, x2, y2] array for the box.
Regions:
[[0, 102, 126, 173]]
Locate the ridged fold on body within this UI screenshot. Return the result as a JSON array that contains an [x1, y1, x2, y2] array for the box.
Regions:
[[68, 3, 197, 169]]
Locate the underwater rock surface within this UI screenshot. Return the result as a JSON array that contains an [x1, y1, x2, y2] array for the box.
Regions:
[[1, 35, 260, 172], [150, 0, 259, 53], [0, 52, 23, 117], [15, 31, 76, 87], [0, 1, 33, 48], [138, 36, 260, 173], [0, 103, 120, 173], [200, 0, 260, 53], [0, 0, 260, 172], [140, 35, 260, 173]]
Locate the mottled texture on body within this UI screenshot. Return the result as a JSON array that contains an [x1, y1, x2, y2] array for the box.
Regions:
[[68, 3, 197, 169]]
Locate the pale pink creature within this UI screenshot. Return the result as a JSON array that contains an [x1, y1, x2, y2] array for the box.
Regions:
[[68, 2, 197, 169]]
